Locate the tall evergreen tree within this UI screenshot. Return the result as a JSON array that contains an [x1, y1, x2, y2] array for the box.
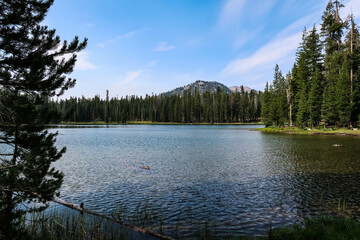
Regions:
[[261, 0, 358, 129], [321, 0, 345, 55], [345, 14, 360, 126], [336, 58, 351, 126], [269, 65, 288, 126], [261, 82, 272, 126], [308, 69, 323, 127], [294, 30, 310, 127], [0, 0, 87, 238]]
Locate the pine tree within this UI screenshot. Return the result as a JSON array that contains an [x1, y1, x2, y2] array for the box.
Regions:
[[193, 87, 202, 122], [336, 58, 351, 126], [322, 53, 341, 126], [306, 26, 323, 76], [105, 90, 110, 123], [290, 64, 300, 125], [345, 14, 360, 126], [308, 69, 323, 127], [269, 64, 288, 126], [294, 29, 310, 127], [261, 82, 272, 126], [321, 0, 344, 55], [0, 0, 87, 238], [259, 0, 358, 129]]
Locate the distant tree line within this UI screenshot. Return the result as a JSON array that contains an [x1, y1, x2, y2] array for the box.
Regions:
[[46, 87, 263, 123], [262, 0, 360, 128]]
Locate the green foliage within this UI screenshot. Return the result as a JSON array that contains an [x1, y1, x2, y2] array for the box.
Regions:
[[261, 65, 289, 127], [261, 83, 272, 127], [0, 0, 87, 238], [47, 88, 263, 124], [24, 210, 127, 240], [336, 58, 351, 126], [262, 0, 360, 129], [269, 217, 360, 240], [308, 69, 323, 126]]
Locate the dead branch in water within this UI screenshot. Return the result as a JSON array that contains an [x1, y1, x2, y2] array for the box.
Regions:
[[53, 197, 175, 240]]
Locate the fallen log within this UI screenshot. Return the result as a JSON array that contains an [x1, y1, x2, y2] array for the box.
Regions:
[[53, 197, 174, 240]]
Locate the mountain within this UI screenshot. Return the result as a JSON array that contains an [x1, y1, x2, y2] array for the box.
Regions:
[[162, 80, 232, 96], [229, 86, 252, 93]]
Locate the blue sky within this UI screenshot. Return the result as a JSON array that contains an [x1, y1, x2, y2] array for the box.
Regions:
[[45, 0, 360, 99]]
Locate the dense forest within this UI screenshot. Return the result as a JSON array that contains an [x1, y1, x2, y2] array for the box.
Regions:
[[262, 0, 360, 128], [45, 86, 262, 124]]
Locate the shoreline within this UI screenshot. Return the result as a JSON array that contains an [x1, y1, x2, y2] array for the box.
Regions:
[[51, 121, 264, 126], [255, 127, 360, 136]]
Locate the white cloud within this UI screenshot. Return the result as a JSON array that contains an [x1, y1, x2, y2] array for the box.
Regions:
[[97, 43, 105, 48], [221, 4, 326, 77], [153, 41, 176, 51], [74, 52, 99, 71], [218, 0, 248, 27], [253, 0, 279, 17], [342, 0, 360, 20], [115, 70, 145, 88], [98, 28, 149, 47], [56, 51, 98, 71], [109, 28, 148, 43], [109, 69, 155, 97], [234, 28, 263, 49], [222, 32, 301, 76], [148, 60, 159, 67], [276, 11, 321, 39], [217, 0, 278, 49], [217, 0, 278, 29]]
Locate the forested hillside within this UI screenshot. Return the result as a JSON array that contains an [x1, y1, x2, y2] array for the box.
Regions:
[[46, 86, 262, 124], [262, 0, 360, 128]]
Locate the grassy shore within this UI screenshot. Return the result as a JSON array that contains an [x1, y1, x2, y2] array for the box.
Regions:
[[266, 217, 360, 240], [22, 212, 360, 240], [255, 126, 360, 136], [56, 121, 263, 126]]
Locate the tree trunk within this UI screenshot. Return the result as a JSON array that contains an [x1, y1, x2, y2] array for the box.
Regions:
[[335, 1, 341, 50], [350, 14, 354, 102]]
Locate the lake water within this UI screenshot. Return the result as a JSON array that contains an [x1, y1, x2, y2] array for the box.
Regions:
[[51, 125, 360, 238]]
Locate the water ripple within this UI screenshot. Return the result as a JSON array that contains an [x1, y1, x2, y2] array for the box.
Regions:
[[51, 125, 360, 238]]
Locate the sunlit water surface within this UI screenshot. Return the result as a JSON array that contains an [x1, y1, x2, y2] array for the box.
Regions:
[[50, 125, 360, 238]]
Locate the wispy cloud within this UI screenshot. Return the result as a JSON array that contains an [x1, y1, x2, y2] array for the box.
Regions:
[[252, 0, 279, 17], [153, 41, 176, 51], [222, 32, 301, 76], [148, 60, 159, 67], [115, 70, 145, 88], [342, 0, 360, 20], [57, 51, 98, 71], [221, 6, 323, 77], [217, 0, 278, 49], [98, 28, 149, 47], [217, 0, 278, 29], [234, 28, 264, 49], [75, 52, 99, 71], [109, 28, 148, 42], [218, 0, 248, 27]]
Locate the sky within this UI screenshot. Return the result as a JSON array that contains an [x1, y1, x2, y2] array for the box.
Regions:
[[45, 0, 360, 99]]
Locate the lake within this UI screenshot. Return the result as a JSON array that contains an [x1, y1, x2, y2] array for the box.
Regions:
[[51, 125, 360, 238]]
